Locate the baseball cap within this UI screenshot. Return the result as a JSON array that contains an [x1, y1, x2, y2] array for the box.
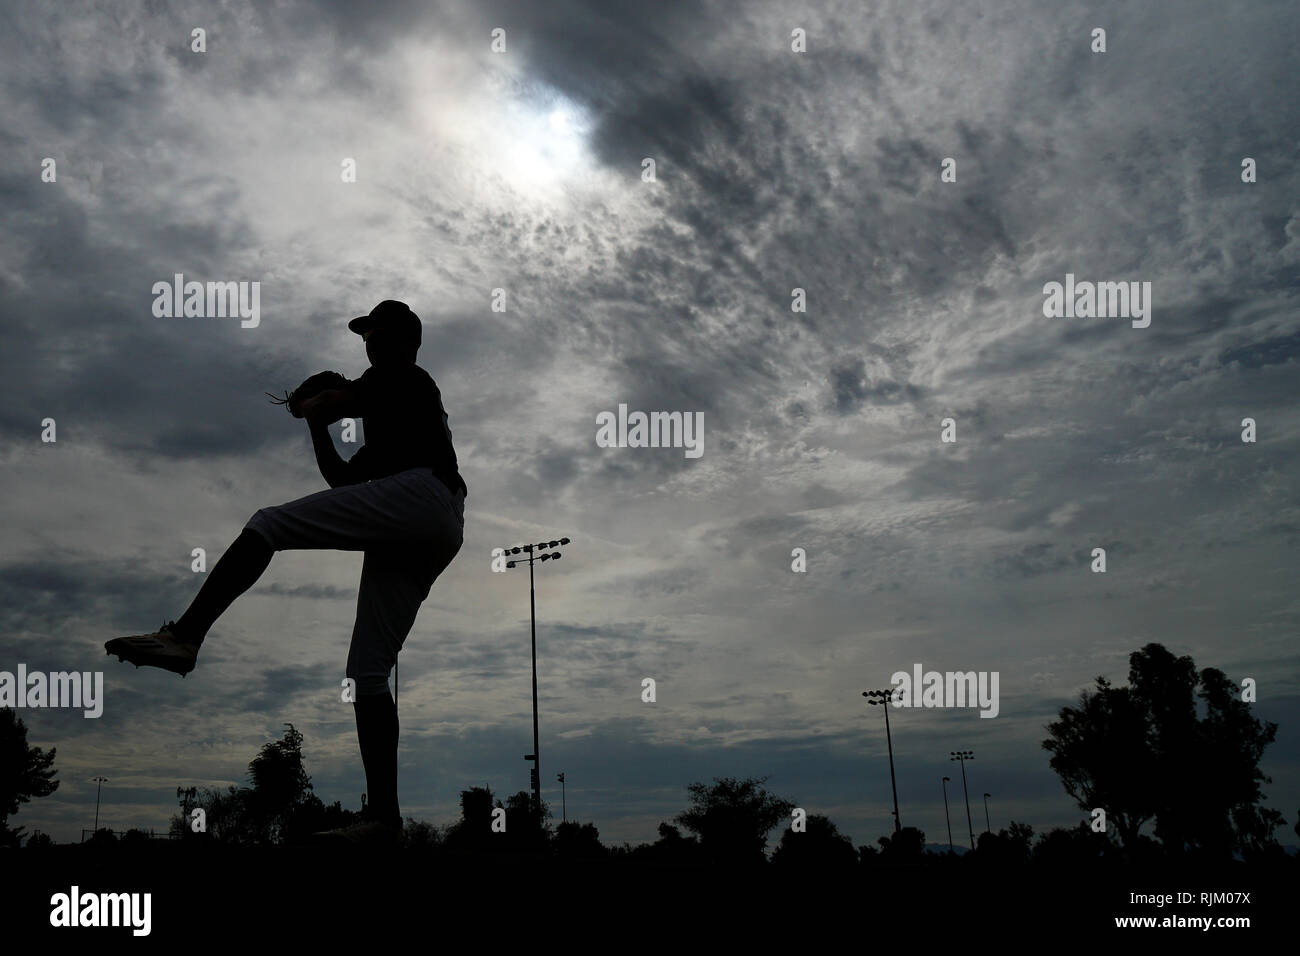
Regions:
[[348, 300, 422, 348]]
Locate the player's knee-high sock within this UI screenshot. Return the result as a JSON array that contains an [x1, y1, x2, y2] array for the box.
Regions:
[[173, 528, 273, 643], [354, 689, 400, 828]]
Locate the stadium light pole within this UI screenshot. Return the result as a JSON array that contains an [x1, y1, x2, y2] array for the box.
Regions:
[[983, 792, 992, 835], [92, 776, 108, 833], [942, 776, 954, 853], [499, 535, 572, 829], [950, 751, 975, 850], [863, 688, 904, 833], [557, 772, 566, 825]]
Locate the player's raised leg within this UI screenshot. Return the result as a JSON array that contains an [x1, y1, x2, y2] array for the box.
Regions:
[[104, 527, 274, 676], [103, 471, 429, 677]]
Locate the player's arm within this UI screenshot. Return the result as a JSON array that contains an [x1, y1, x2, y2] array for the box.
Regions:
[[307, 422, 373, 488], [301, 370, 374, 486], [307, 419, 354, 488], [300, 387, 363, 426]]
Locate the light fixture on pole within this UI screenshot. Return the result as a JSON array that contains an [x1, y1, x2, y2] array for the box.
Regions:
[[499, 535, 572, 829], [863, 687, 904, 833], [949, 750, 975, 850]]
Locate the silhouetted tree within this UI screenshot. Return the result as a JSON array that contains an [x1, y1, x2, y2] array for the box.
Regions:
[[503, 788, 551, 848], [553, 821, 606, 860], [658, 822, 686, 842], [621, 821, 703, 865], [245, 723, 315, 843], [1032, 822, 1118, 865], [169, 725, 327, 844], [461, 786, 496, 825], [1006, 821, 1034, 859], [676, 776, 795, 865], [875, 825, 926, 862], [1195, 665, 1283, 858], [1044, 643, 1281, 857], [443, 786, 497, 851], [770, 813, 857, 869], [402, 818, 443, 852], [1043, 676, 1155, 849], [167, 728, 367, 844], [974, 822, 1034, 864], [173, 785, 253, 844], [0, 708, 59, 847], [308, 799, 361, 836]]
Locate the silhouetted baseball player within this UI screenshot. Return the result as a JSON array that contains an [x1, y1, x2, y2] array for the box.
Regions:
[[107, 300, 467, 846]]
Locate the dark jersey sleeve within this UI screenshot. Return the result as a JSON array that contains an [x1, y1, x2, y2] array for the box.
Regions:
[[351, 366, 389, 418], [339, 443, 373, 484]]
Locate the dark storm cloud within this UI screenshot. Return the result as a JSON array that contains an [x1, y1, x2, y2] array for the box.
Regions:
[[0, 557, 195, 639], [257, 582, 356, 600], [0, 159, 298, 463], [1219, 328, 1300, 369], [830, 356, 926, 413]]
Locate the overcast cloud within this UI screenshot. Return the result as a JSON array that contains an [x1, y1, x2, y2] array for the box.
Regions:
[[1, 0, 1297, 847]]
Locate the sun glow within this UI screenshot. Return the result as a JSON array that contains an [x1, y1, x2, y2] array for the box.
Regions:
[[497, 94, 593, 193], [405, 48, 600, 206]]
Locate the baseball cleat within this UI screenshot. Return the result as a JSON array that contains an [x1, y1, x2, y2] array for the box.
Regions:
[[311, 818, 403, 848], [104, 621, 200, 677]]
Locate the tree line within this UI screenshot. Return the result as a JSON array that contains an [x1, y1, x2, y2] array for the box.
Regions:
[[2, 642, 1291, 864]]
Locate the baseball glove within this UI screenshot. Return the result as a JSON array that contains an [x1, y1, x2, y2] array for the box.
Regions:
[[265, 370, 352, 418]]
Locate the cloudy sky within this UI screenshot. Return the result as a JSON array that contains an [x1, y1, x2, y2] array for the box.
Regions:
[[2, 0, 1297, 848]]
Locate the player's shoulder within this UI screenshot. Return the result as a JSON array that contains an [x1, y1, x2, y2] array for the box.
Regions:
[[358, 362, 431, 382], [412, 363, 442, 390]]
